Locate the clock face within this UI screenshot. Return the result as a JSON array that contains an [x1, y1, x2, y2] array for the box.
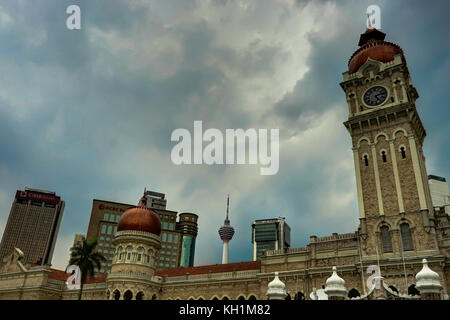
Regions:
[[363, 86, 388, 107]]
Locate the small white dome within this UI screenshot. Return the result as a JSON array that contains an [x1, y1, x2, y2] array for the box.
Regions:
[[324, 266, 347, 298], [415, 259, 442, 294], [267, 272, 287, 300]]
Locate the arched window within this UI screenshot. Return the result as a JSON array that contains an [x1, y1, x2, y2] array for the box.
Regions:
[[400, 223, 414, 251], [237, 296, 245, 301], [380, 226, 393, 253], [126, 246, 132, 260], [222, 296, 229, 300], [348, 289, 360, 299], [106, 290, 110, 300], [118, 247, 123, 260], [113, 290, 120, 300], [198, 297, 204, 300], [248, 295, 257, 300], [212, 297, 219, 300], [136, 292, 144, 300], [381, 150, 387, 163], [137, 247, 144, 262], [124, 290, 133, 300], [363, 154, 369, 167], [400, 146, 406, 159]]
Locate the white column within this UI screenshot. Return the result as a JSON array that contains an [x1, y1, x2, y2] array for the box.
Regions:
[[371, 144, 384, 215], [222, 240, 229, 264], [353, 148, 365, 218], [389, 140, 404, 212], [408, 136, 427, 210]]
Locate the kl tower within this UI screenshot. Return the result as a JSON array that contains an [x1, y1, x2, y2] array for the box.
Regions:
[[218, 195, 235, 264]]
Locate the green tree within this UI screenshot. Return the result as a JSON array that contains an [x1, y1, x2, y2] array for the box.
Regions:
[[68, 236, 106, 300]]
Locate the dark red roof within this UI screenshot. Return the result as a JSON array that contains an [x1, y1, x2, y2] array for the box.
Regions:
[[47, 267, 106, 284], [348, 28, 404, 74], [155, 260, 261, 277]]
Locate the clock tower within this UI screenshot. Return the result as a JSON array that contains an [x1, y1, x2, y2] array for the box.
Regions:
[[340, 28, 439, 260]]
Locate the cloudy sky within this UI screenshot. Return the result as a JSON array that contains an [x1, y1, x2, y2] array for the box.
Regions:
[[0, 0, 448, 270]]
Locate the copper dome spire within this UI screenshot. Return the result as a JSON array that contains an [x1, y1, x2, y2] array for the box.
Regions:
[[348, 28, 404, 74], [117, 188, 161, 235]]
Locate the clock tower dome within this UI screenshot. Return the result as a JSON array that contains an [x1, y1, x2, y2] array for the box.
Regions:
[[340, 28, 439, 260]]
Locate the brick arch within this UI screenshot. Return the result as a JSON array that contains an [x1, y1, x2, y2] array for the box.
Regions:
[[374, 132, 389, 144], [392, 127, 408, 140], [374, 220, 394, 231], [357, 137, 371, 148], [393, 217, 416, 229]]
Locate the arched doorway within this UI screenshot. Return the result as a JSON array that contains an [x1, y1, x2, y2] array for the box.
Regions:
[[222, 296, 229, 300], [136, 292, 144, 300], [248, 295, 257, 300], [388, 285, 399, 294], [348, 288, 360, 299], [113, 290, 120, 300], [124, 290, 133, 300], [237, 295, 245, 301], [294, 292, 305, 300], [408, 284, 420, 296]]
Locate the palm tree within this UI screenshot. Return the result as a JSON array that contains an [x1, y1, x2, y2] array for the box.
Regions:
[[68, 236, 106, 300]]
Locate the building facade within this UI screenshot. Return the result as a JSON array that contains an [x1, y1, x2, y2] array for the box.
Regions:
[[252, 218, 291, 261], [0, 188, 65, 266], [0, 27, 449, 300]]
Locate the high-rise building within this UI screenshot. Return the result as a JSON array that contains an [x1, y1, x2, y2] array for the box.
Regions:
[[218, 195, 234, 264], [145, 190, 167, 210], [0, 188, 65, 266], [428, 175, 450, 214], [252, 218, 290, 261], [177, 212, 199, 268], [85, 191, 198, 275], [72, 234, 85, 248]]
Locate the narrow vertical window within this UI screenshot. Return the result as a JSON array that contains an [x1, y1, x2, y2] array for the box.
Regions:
[[137, 247, 143, 262], [400, 223, 414, 251], [400, 147, 406, 159], [363, 154, 369, 167], [381, 151, 387, 163], [380, 226, 393, 253]]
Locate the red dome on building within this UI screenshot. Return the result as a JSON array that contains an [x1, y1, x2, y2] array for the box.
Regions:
[[117, 192, 161, 235], [348, 28, 404, 74]]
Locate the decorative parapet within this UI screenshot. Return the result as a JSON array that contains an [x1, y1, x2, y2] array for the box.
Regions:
[[162, 269, 260, 284], [310, 233, 357, 243], [107, 270, 162, 283], [264, 246, 309, 257]]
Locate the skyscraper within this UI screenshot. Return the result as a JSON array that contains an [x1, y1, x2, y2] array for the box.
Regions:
[[0, 188, 65, 265], [252, 218, 290, 261], [428, 175, 450, 214], [218, 195, 234, 264]]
